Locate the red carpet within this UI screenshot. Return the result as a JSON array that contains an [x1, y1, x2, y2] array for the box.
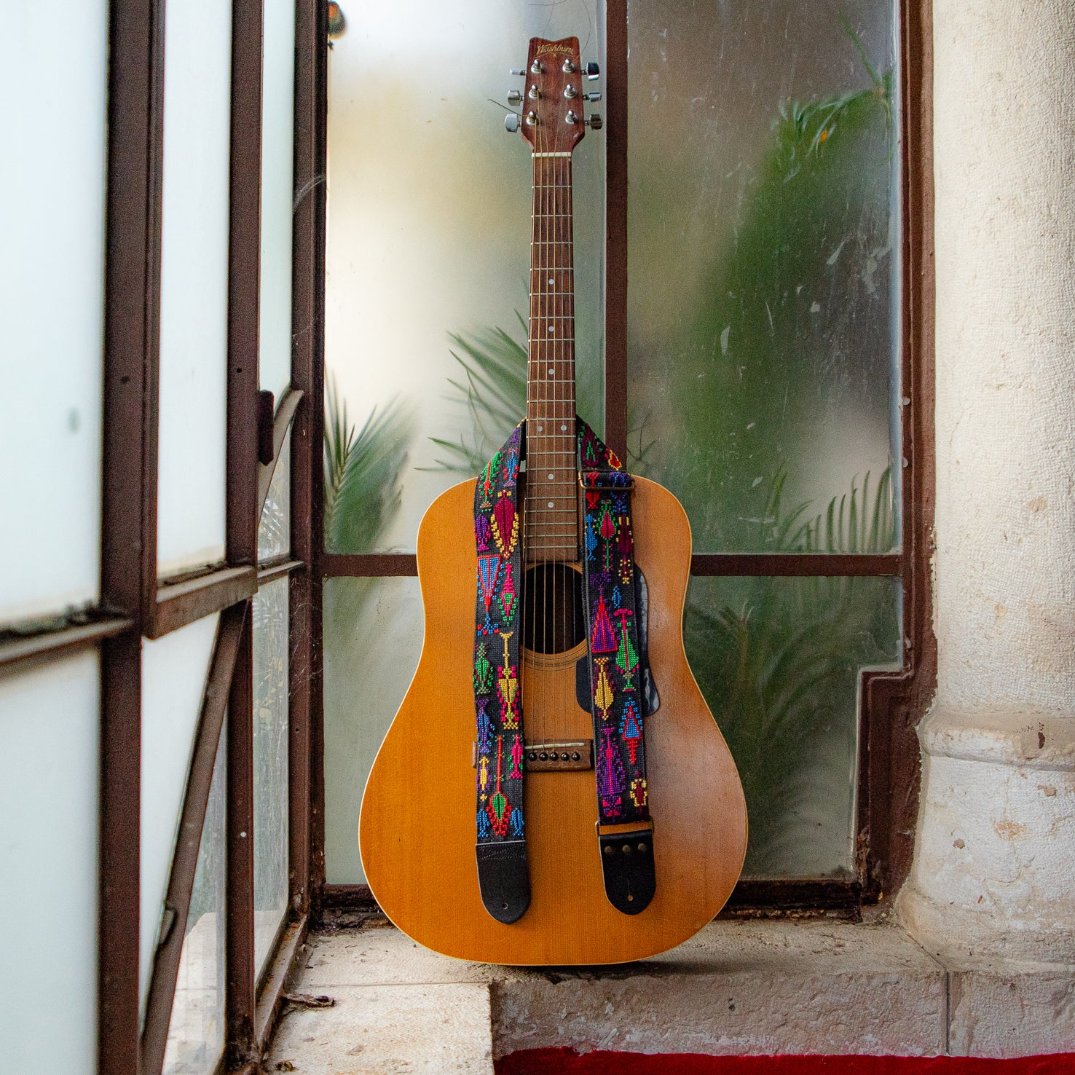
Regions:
[[497, 1049, 1075, 1074]]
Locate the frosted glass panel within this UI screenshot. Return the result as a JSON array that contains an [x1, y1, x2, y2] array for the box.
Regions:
[[258, 436, 291, 562], [141, 614, 220, 1011], [164, 726, 226, 1075], [259, 0, 296, 399], [325, 0, 604, 554], [1, 3, 107, 621], [687, 575, 900, 877], [627, 0, 899, 553], [253, 579, 289, 973], [0, 651, 99, 1072], [324, 577, 422, 883], [157, 0, 233, 574]]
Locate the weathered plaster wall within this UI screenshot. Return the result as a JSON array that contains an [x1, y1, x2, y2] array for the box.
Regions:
[[899, 0, 1075, 965]]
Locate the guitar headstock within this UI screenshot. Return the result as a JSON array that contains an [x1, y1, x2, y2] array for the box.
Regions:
[[507, 37, 601, 153]]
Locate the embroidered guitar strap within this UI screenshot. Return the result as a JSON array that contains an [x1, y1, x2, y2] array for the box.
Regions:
[[473, 419, 655, 923], [472, 423, 530, 924], [578, 422, 657, 915]]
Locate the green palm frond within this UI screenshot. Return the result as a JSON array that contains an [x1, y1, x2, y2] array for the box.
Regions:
[[324, 375, 413, 553]]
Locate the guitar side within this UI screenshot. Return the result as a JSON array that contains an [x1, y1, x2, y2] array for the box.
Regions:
[[359, 475, 748, 965]]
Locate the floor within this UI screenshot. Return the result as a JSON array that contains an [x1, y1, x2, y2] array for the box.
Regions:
[[265, 913, 1074, 1074]]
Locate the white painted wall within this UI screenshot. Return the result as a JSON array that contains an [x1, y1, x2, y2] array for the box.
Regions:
[[899, 0, 1075, 967]]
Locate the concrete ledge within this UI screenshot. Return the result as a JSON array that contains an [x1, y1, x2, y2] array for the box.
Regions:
[[267, 917, 952, 1070]]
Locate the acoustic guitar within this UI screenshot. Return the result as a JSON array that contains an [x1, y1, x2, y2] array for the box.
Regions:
[[359, 35, 747, 965]]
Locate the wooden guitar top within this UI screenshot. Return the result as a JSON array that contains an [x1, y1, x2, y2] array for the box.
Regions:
[[359, 475, 748, 965]]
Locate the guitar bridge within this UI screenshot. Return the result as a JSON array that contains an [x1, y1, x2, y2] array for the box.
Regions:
[[472, 739, 593, 771]]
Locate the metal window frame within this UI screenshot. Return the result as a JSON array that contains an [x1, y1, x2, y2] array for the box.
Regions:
[[316, 0, 936, 916]]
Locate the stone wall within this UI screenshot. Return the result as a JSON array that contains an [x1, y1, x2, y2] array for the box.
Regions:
[[898, 0, 1075, 967]]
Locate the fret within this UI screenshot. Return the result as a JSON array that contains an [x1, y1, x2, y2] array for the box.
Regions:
[[526, 153, 579, 550]]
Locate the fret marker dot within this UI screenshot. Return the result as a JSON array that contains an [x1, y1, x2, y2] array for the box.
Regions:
[[548, 472, 555, 480], [548, 277, 555, 286], [560, 423, 568, 432], [547, 500, 555, 508], [548, 325, 555, 335], [548, 367, 555, 376], [536, 424, 544, 432]]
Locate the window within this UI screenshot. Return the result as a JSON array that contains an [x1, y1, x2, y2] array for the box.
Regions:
[[320, 0, 933, 908]]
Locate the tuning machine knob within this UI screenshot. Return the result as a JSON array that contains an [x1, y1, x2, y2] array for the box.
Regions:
[[584, 91, 602, 103], [509, 67, 526, 77], [585, 114, 603, 130], [504, 113, 521, 133], [584, 61, 600, 80], [507, 89, 523, 105]]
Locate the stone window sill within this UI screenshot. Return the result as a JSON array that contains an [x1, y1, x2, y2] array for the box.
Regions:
[[267, 914, 1074, 1073]]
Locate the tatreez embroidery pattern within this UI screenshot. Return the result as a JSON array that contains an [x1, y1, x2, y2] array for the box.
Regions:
[[578, 423, 650, 827], [473, 424, 526, 842], [472, 419, 651, 857]]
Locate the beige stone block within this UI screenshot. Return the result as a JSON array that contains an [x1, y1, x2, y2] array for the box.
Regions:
[[948, 967, 1075, 1058], [266, 982, 494, 1075]]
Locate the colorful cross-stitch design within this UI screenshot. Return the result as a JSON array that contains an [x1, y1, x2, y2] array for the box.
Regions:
[[578, 421, 651, 826], [473, 419, 651, 851], [473, 424, 526, 844]]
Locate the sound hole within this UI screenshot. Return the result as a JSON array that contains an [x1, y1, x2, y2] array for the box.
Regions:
[[523, 563, 586, 655]]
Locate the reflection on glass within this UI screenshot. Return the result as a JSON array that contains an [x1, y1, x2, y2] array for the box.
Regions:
[[253, 579, 289, 974], [164, 727, 226, 1075], [687, 574, 901, 877], [323, 577, 422, 883], [325, 0, 604, 553], [258, 435, 290, 562], [627, 0, 900, 553]]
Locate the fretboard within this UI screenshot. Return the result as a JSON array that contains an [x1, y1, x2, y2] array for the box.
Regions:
[[525, 153, 577, 562]]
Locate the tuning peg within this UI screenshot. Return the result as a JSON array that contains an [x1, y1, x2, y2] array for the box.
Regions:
[[507, 89, 523, 104], [585, 114, 603, 130], [584, 91, 602, 103], [509, 67, 526, 76], [584, 61, 600, 80], [504, 113, 521, 133]]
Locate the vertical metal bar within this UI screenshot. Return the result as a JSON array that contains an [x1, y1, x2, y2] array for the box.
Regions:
[[603, 0, 629, 460], [226, 614, 257, 1067], [225, 0, 264, 1065], [100, 0, 165, 1071], [287, 0, 326, 919], [857, 0, 937, 902], [290, 0, 329, 919]]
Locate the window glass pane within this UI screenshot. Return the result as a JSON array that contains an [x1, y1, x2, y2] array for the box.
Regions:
[[0, 651, 98, 1071], [141, 614, 220, 1011], [687, 575, 901, 877], [323, 577, 422, 883], [259, 436, 291, 562], [627, 0, 900, 554], [2, 2, 107, 621], [325, 1, 604, 554], [259, 0, 296, 399], [254, 578, 289, 973], [164, 725, 226, 1075], [157, 0, 232, 574]]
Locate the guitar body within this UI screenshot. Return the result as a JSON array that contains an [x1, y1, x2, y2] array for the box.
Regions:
[[359, 475, 748, 965]]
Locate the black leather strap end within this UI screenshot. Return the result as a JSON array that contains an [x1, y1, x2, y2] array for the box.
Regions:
[[476, 840, 531, 924], [599, 829, 656, 915]]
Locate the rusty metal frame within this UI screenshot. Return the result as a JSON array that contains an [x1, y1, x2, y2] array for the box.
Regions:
[[140, 604, 247, 1073], [315, 0, 936, 916], [98, 0, 166, 1070]]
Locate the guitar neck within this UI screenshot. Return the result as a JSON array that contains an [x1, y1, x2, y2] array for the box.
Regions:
[[526, 153, 578, 562]]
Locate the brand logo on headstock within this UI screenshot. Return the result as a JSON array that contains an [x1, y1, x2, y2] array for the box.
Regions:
[[535, 43, 573, 56]]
